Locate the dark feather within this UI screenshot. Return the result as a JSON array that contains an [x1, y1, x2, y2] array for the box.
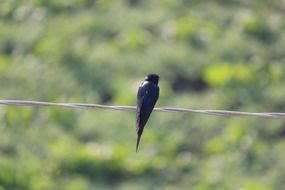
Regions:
[[135, 79, 159, 151]]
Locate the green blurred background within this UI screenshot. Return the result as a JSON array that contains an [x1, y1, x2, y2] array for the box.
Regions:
[[1, 0, 285, 189]]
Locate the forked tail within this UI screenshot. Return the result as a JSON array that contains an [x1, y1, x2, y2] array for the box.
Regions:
[[136, 134, 142, 152]]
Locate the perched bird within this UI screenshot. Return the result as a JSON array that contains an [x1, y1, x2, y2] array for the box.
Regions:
[[136, 74, 160, 152]]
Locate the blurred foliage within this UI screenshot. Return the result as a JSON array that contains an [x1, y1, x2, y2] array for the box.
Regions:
[[1, 0, 285, 189]]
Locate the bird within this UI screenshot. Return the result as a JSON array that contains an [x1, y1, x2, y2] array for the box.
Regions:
[[136, 74, 160, 152]]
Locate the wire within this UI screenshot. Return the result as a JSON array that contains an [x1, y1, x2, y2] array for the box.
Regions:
[[0, 100, 285, 119]]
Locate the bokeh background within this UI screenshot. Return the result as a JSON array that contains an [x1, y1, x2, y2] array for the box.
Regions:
[[1, 0, 285, 189]]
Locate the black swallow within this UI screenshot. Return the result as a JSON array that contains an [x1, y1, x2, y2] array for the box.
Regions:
[[136, 74, 160, 152]]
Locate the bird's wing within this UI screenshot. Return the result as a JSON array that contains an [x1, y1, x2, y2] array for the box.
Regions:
[[136, 84, 144, 132], [136, 83, 159, 133]]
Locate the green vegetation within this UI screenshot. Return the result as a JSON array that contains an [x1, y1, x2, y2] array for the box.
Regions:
[[1, 0, 285, 189]]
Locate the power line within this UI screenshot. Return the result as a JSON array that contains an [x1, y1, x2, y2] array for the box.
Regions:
[[0, 100, 285, 119]]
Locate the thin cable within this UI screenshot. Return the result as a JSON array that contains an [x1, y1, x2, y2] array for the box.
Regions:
[[0, 100, 285, 119]]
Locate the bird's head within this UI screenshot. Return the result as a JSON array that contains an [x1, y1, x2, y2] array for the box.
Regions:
[[145, 74, 159, 85]]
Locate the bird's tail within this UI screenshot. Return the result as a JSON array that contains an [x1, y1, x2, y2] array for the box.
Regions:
[[136, 134, 142, 152]]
